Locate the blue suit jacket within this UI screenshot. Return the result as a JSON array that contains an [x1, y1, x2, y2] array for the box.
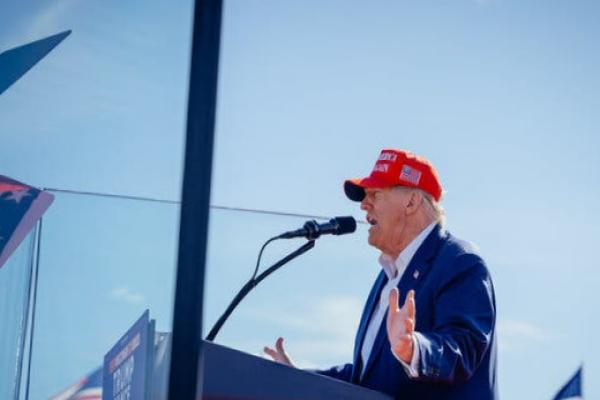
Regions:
[[317, 224, 498, 399]]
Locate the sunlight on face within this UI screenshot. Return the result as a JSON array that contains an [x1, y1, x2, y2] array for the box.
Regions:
[[360, 187, 410, 255]]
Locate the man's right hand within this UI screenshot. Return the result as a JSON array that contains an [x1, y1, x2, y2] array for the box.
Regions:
[[264, 337, 295, 367]]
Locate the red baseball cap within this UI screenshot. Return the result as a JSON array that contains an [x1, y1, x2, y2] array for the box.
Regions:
[[344, 149, 443, 202]]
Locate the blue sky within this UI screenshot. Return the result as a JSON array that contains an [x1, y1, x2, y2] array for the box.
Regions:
[[1, 1, 599, 399]]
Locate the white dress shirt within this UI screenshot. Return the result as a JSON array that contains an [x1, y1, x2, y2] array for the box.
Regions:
[[359, 222, 436, 379]]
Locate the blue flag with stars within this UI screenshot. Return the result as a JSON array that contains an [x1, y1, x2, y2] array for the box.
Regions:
[[0, 175, 54, 269], [552, 367, 583, 400]]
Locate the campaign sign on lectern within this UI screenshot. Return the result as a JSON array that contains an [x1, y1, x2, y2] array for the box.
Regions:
[[103, 310, 155, 400]]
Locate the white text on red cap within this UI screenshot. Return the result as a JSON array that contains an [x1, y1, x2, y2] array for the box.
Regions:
[[378, 152, 398, 162]]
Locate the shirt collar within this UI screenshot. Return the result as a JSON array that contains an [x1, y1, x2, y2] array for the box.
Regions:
[[378, 222, 437, 280]]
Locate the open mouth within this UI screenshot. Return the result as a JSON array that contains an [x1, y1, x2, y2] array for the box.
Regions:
[[366, 216, 378, 226]]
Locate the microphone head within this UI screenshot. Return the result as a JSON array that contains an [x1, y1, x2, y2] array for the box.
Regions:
[[331, 216, 356, 235]]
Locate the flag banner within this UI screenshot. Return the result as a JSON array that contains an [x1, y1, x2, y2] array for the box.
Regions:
[[47, 328, 168, 399], [552, 367, 583, 400], [103, 310, 154, 400], [0, 30, 71, 96], [48, 367, 102, 400], [0, 175, 54, 269]]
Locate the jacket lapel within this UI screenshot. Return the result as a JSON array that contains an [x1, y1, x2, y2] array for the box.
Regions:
[[360, 224, 445, 381]]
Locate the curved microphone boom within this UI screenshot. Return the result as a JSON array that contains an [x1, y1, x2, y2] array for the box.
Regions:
[[277, 216, 356, 240], [205, 216, 357, 342]]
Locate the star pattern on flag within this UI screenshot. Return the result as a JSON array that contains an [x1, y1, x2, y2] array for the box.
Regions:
[[0, 175, 54, 270], [4, 189, 32, 204]]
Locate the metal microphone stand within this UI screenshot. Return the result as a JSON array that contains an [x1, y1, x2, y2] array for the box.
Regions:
[[205, 239, 315, 342]]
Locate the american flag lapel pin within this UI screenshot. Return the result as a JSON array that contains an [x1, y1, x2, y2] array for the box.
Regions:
[[413, 270, 420, 279]]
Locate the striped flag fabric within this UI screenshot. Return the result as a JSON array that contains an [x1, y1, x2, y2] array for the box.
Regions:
[[0, 175, 54, 269], [48, 367, 102, 400], [399, 164, 422, 185], [552, 367, 583, 400]]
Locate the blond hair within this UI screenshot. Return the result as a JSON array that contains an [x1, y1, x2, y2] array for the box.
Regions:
[[420, 189, 445, 225], [394, 186, 446, 225]]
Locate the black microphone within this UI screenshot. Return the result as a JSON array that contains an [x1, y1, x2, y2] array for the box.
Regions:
[[278, 216, 357, 240]]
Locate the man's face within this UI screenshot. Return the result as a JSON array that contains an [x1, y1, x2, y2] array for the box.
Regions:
[[360, 187, 410, 255]]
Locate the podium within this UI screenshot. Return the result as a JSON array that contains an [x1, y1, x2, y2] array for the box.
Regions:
[[199, 340, 392, 400]]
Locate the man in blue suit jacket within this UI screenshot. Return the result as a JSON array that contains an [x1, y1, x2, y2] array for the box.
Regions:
[[265, 149, 497, 399]]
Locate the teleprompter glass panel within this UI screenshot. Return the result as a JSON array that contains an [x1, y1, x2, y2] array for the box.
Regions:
[[0, 1, 193, 398]]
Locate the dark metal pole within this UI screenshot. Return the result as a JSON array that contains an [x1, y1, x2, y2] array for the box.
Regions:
[[23, 218, 43, 400], [168, 0, 222, 399]]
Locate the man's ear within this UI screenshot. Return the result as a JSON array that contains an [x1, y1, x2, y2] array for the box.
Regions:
[[405, 190, 422, 215]]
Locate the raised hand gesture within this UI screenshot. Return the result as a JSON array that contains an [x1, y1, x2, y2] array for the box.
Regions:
[[386, 288, 416, 363], [264, 337, 296, 367]]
